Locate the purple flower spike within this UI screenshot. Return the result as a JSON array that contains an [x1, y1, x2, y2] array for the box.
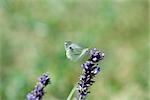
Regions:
[[89, 48, 104, 63], [39, 73, 50, 86], [77, 48, 104, 100], [27, 73, 50, 100]]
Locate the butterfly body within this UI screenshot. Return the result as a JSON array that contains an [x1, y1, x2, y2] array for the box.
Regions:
[[64, 41, 89, 61]]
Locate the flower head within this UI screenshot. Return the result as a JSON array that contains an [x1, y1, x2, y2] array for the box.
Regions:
[[77, 48, 104, 100], [26, 73, 50, 100], [89, 48, 104, 63]]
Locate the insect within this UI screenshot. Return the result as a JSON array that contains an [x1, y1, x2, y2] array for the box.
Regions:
[[64, 41, 89, 61]]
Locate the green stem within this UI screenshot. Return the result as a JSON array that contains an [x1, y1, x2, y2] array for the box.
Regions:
[[78, 95, 82, 100], [67, 85, 77, 100]]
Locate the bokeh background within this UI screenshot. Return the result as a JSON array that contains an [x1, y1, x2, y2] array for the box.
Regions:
[[0, 0, 148, 100]]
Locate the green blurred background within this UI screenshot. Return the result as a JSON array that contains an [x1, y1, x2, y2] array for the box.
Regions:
[[0, 0, 148, 100]]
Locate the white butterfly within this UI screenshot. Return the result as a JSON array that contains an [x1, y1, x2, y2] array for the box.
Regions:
[[64, 41, 89, 61]]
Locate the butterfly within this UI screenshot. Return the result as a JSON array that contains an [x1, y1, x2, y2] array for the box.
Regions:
[[64, 41, 89, 61]]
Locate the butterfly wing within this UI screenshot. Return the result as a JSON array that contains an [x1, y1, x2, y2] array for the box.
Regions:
[[64, 41, 89, 61], [69, 43, 88, 60]]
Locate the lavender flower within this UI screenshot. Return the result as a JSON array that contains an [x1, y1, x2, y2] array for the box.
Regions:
[[77, 48, 104, 100], [27, 73, 50, 100]]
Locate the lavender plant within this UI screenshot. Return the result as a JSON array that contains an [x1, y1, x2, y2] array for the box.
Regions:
[[26, 73, 50, 100], [77, 48, 104, 100], [26, 44, 104, 100]]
